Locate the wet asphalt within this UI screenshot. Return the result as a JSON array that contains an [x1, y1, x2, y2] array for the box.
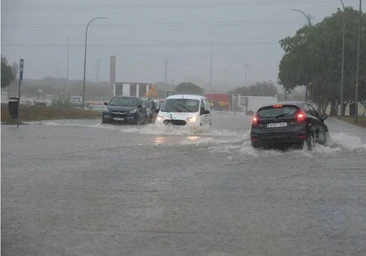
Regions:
[[2, 112, 366, 256]]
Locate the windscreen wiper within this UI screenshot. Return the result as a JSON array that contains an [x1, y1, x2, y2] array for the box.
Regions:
[[275, 112, 292, 118], [174, 103, 192, 112]]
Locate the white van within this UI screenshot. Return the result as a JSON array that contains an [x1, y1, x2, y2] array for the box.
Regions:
[[155, 95, 212, 127]]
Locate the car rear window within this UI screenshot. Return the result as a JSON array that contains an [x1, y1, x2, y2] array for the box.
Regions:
[[257, 105, 299, 118]]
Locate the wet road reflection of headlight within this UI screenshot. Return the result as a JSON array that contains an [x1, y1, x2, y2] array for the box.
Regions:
[[154, 136, 165, 145], [187, 116, 197, 122], [187, 136, 201, 141]]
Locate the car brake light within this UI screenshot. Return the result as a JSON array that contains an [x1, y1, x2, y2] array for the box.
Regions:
[[273, 104, 283, 108], [252, 115, 258, 126], [297, 111, 306, 122]]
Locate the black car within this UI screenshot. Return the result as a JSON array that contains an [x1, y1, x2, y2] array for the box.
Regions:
[[250, 102, 329, 150], [102, 96, 147, 125]]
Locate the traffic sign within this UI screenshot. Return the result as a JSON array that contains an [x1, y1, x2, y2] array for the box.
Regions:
[[19, 59, 24, 81]]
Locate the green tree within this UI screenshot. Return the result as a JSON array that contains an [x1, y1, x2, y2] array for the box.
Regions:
[[230, 81, 278, 96], [174, 82, 204, 95], [278, 7, 366, 115], [1, 57, 16, 88]]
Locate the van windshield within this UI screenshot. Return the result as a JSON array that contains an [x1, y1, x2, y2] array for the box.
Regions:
[[161, 99, 199, 113]]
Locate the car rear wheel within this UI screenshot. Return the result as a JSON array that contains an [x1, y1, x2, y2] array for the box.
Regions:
[[306, 131, 315, 150], [251, 142, 261, 149], [135, 117, 140, 125], [324, 131, 330, 146]]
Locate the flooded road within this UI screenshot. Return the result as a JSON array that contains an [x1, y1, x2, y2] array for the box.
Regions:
[[2, 112, 366, 256]]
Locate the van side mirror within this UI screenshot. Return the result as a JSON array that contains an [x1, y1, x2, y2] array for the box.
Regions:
[[104, 102, 108, 105], [203, 110, 210, 115], [321, 115, 327, 121], [154, 109, 160, 113]]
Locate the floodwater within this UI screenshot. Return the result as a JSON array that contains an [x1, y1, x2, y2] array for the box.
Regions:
[[2, 112, 366, 256]]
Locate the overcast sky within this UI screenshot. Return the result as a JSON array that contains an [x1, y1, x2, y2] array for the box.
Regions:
[[1, 0, 362, 89]]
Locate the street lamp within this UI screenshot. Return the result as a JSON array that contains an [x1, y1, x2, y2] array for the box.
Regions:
[[243, 64, 250, 86], [290, 9, 312, 102], [82, 17, 106, 109], [355, 0, 362, 123], [290, 9, 312, 26], [66, 37, 70, 98], [340, 0, 346, 116], [223, 68, 230, 92]]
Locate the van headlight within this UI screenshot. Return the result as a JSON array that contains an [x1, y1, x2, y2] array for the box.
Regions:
[[187, 116, 198, 122], [129, 109, 137, 114], [157, 115, 164, 121], [104, 106, 110, 112]]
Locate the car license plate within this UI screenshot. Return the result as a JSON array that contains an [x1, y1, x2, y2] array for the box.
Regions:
[[267, 122, 287, 128], [113, 117, 124, 121]]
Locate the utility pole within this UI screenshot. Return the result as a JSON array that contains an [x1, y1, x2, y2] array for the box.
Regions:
[[209, 40, 213, 89], [243, 64, 250, 86], [223, 68, 230, 92], [96, 59, 101, 83], [355, 0, 362, 123], [66, 37, 70, 98], [17, 59, 24, 128], [164, 58, 168, 83], [340, 0, 345, 116]]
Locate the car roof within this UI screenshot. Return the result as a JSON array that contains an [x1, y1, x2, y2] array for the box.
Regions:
[[258, 101, 308, 109], [165, 94, 207, 100], [112, 96, 140, 99]]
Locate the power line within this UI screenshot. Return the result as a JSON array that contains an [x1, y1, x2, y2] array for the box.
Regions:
[[1, 40, 279, 48], [4, 0, 337, 10], [1, 19, 304, 28]]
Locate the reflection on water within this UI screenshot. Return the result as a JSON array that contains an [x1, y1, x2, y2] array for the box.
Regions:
[[154, 136, 166, 145], [187, 136, 202, 141]]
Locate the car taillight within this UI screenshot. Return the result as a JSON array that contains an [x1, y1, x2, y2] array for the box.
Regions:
[[252, 115, 259, 126], [297, 111, 306, 122]]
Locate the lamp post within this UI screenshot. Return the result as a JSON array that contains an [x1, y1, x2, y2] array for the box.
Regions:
[[223, 68, 230, 92], [290, 9, 312, 102], [243, 64, 250, 86], [355, 0, 362, 123], [66, 37, 70, 98], [340, 0, 346, 116], [82, 17, 106, 109], [209, 40, 213, 89], [290, 9, 312, 26]]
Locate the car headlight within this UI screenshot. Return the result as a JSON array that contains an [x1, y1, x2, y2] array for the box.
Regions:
[[157, 115, 164, 121], [104, 106, 110, 112], [129, 109, 137, 114], [187, 116, 198, 122]]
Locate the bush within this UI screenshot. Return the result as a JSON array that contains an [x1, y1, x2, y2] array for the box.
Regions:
[[52, 99, 73, 108]]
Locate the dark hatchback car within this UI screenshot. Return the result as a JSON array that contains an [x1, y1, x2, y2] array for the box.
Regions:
[[250, 102, 329, 150], [102, 96, 147, 125]]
